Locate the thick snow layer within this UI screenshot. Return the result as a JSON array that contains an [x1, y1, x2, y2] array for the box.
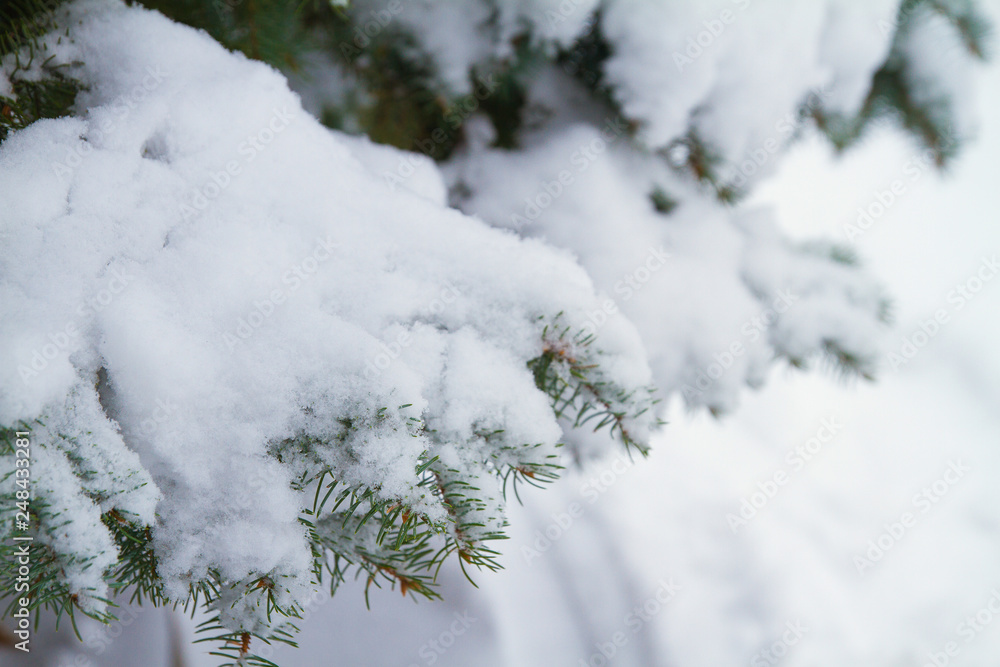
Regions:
[[166, 35, 998, 667], [600, 0, 899, 157], [0, 0, 989, 661], [495, 0, 603, 48], [347, 0, 982, 187], [304, 0, 925, 415], [349, 0, 601, 95], [288, 0, 988, 418], [351, 0, 496, 95], [896, 4, 979, 142], [445, 109, 888, 415], [0, 0, 654, 624]]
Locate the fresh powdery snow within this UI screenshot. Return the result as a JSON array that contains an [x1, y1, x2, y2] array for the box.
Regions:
[[320, 0, 909, 417], [445, 119, 890, 414], [0, 0, 655, 628], [0, 0, 989, 662]]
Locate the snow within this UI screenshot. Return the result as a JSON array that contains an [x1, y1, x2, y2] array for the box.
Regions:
[[351, 0, 496, 95], [445, 113, 888, 415], [347, 0, 601, 96], [0, 0, 994, 662], [495, 0, 602, 49], [0, 0, 654, 627], [293, 0, 983, 414], [896, 3, 980, 142], [599, 0, 899, 158], [177, 21, 1000, 667]]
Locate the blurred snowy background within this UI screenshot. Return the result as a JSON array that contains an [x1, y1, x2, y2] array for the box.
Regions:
[[4, 1, 999, 666]]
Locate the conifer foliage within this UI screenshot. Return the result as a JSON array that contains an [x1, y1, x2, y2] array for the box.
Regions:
[[0, 0, 989, 664]]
